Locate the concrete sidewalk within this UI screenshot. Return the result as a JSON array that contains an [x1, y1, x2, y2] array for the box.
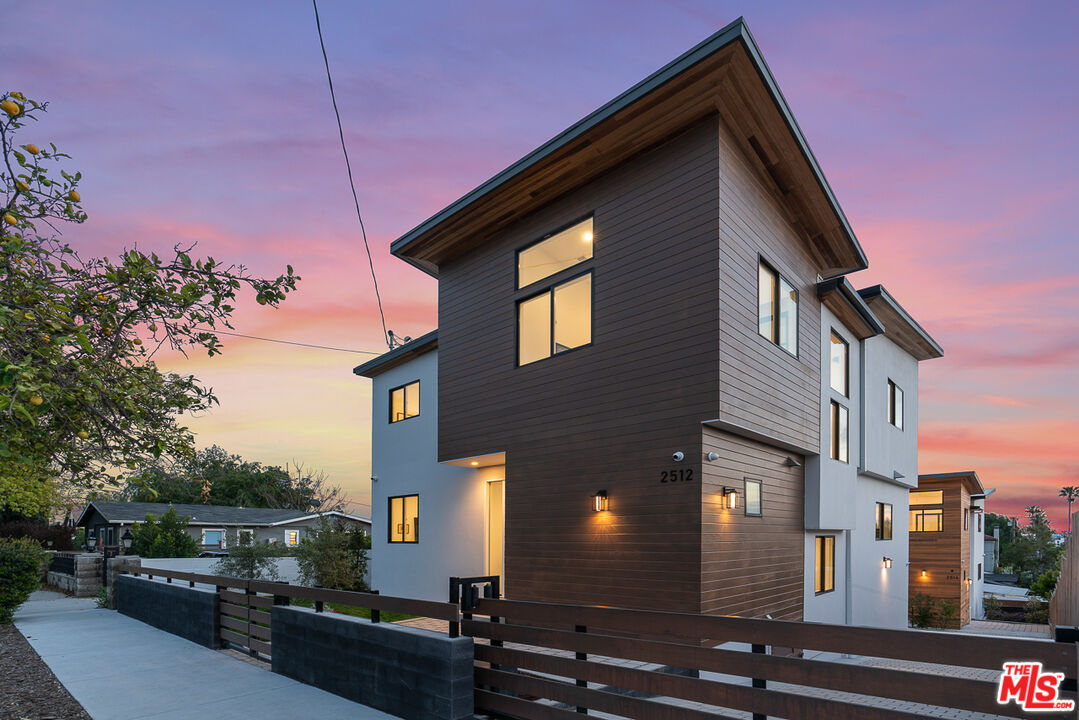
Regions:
[[14, 591, 403, 720]]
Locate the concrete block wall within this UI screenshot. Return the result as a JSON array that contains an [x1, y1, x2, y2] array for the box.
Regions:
[[117, 575, 219, 648], [271, 606, 473, 720], [47, 553, 103, 597]]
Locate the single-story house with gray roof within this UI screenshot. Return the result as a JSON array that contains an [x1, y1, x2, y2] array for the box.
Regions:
[[76, 501, 370, 550]]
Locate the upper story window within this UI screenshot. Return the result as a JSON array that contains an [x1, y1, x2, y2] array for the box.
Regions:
[[910, 489, 943, 532], [517, 218, 594, 366], [389, 494, 419, 543], [829, 400, 848, 463], [758, 258, 798, 355], [517, 217, 593, 289], [910, 490, 943, 505], [829, 331, 848, 396], [887, 379, 904, 429], [875, 502, 892, 540], [389, 381, 420, 423]]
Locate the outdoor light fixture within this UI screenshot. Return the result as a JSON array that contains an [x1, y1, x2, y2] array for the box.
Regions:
[[784, 456, 802, 468], [672, 451, 685, 462], [723, 487, 739, 510], [121, 529, 134, 552], [707, 452, 720, 461], [86, 531, 95, 551], [470, 461, 479, 466], [592, 490, 608, 512], [921, 570, 928, 579], [882, 556, 892, 569]]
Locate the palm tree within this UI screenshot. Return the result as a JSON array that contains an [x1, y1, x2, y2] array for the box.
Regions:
[[1060, 486, 1079, 534]]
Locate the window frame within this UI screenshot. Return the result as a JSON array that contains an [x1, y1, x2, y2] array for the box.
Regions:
[[744, 478, 762, 517], [829, 329, 849, 397], [875, 502, 893, 541], [910, 507, 944, 532], [887, 379, 904, 430], [285, 529, 300, 547], [815, 535, 836, 595], [757, 256, 799, 357], [201, 528, 226, 548], [238, 528, 255, 544], [388, 494, 420, 544], [515, 268, 594, 366], [388, 380, 420, 424], [829, 400, 849, 463], [515, 214, 594, 291]]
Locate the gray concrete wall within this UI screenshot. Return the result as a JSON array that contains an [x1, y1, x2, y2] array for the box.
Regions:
[[141, 556, 303, 584], [271, 606, 473, 720], [117, 575, 219, 648]]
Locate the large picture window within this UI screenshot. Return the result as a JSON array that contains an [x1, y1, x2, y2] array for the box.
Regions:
[[830, 331, 848, 396], [829, 400, 849, 463], [758, 259, 798, 355], [389, 381, 420, 423], [815, 535, 835, 594], [517, 272, 592, 365], [389, 494, 419, 543], [887, 379, 904, 429], [517, 217, 593, 289], [875, 502, 892, 540], [910, 508, 943, 532]]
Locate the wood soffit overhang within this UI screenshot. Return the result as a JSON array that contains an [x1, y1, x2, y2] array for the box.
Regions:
[[817, 277, 884, 340], [390, 19, 868, 280], [859, 286, 944, 362]]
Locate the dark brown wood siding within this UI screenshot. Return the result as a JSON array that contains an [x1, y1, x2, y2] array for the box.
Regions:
[[701, 427, 804, 619], [437, 117, 722, 611], [716, 115, 822, 452]]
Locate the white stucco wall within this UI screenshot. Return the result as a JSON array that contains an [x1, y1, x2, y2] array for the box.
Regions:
[[368, 349, 488, 602], [861, 334, 919, 486], [970, 498, 986, 619], [850, 476, 910, 628], [803, 531, 847, 624]]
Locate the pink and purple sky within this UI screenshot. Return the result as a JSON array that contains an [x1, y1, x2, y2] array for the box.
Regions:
[[10, 1, 1078, 523]]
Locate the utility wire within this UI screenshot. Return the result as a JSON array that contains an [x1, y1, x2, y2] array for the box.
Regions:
[[197, 328, 382, 355], [312, 0, 391, 350]]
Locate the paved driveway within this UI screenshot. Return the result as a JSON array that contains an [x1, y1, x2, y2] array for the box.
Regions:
[[14, 591, 402, 720]]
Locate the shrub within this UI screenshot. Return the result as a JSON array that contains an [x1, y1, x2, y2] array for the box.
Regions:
[[0, 538, 46, 623], [1024, 599, 1049, 624], [294, 517, 370, 590], [0, 520, 74, 550], [73, 527, 85, 549], [211, 531, 284, 581], [983, 595, 1004, 620], [909, 593, 936, 628], [937, 599, 959, 628], [1029, 568, 1059, 601], [129, 508, 199, 558]]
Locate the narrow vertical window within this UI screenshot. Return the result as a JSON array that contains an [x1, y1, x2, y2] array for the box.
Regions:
[[830, 400, 848, 463], [758, 262, 775, 341], [875, 502, 892, 540], [389, 381, 420, 423], [757, 259, 798, 355], [815, 536, 835, 594], [887, 379, 904, 429], [389, 494, 419, 543], [744, 479, 762, 517], [830, 331, 848, 396]]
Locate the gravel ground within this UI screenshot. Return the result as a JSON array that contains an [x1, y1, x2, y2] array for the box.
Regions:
[[0, 623, 90, 720]]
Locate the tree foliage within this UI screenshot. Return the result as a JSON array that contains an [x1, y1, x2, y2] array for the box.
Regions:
[[999, 505, 1063, 587], [211, 530, 283, 581], [295, 516, 369, 590], [120, 446, 344, 512], [129, 507, 199, 558], [0, 92, 299, 494]]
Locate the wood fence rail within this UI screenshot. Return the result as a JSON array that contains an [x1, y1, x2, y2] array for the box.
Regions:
[[465, 597, 1078, 719], [1050, 510, 1079, 631]]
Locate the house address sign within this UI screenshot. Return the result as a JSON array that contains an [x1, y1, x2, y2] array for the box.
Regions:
[[660, 468, 694, 483]]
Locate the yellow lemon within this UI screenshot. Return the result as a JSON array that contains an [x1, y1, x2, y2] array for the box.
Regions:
[[25, 144, 40, 155], [0, 100, 19, 117], [133, 338, 143, 346], [29, 396, 43, 406], [78, 430, 89, 440], [3, 214, 16, 225], [68, 190, 80, 202], [14, 180, 29, 192]]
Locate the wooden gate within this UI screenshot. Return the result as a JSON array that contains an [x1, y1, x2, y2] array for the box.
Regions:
[[217, 580, 277, 658]]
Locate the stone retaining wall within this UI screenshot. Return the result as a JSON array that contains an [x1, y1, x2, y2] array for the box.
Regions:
[[47, 553, 102, 597]]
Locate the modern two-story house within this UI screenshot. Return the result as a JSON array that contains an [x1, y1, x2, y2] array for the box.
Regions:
[[354, 17, 942, 628]]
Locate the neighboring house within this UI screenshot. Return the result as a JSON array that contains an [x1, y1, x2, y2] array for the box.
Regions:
[[985, 532, 999, 574], [909, 472, 993, 627], [354, 17, 941, 627], [76, 501, 370, 551]]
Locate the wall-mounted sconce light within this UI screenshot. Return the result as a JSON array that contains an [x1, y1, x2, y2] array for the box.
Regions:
[[722, 487, 739, 510], [882, 556, 892, 569], [707, 452, 720, 462], [672, 451, 685, 462], [592, 490, 609, 512], [921, 570, 928, 579], [784, 457, 802, 468], [470, 461, 479, 466]]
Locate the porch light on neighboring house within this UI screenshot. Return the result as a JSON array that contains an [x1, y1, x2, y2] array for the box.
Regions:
[[121, 529, 134, 552], [591, 490, 608, 512], [723, 487, 739, 510]]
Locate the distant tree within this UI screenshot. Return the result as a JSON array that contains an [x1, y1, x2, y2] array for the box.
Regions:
[[1001, 505, 1062, 587], [294, 517, 369, 590], [129, 507, 199, 558], [211, 530, 283, 581], [1029, 568, 1059, 601], [1060, 486, 1079, 534]]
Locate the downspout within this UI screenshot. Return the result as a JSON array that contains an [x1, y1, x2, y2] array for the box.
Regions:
[[845, 528, 853, 627], [848, 338, 867, 628]]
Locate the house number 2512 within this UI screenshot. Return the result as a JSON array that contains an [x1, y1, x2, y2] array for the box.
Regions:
[[660, 469, 694, 483]]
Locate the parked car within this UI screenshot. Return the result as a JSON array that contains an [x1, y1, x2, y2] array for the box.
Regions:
[[198, 550, 229, 558]]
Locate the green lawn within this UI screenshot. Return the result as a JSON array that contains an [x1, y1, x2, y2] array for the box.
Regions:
[[290, 598, 415, 623]]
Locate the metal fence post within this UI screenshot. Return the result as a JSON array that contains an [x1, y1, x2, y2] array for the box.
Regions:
[[751, 643, 767, 720], [448, 577, 460, 638], [370, 589, 380, 624], [576, 625, 588, 714]]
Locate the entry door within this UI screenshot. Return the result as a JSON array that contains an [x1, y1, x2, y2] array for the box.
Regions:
[[486, 480, 505, 585]]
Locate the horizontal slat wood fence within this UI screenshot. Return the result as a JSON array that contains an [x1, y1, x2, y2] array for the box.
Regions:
[[1050, 510, 1079, 631], [465, 598, 1078, 719], [118, 564, 460, 660]]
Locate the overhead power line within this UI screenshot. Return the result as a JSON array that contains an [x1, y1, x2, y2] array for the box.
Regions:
[[312, 0, 391, 350], [198, 328, 382, 355]]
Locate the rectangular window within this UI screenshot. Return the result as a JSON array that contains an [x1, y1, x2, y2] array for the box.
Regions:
[[829, 400, 848, 463], [285, 530, 300, 547], [978, 513, 982, 532], [830, 331, 848, 396], [910, 490, 943, 506], [964, 508, 969, 531], [978, 562, 982, 580], [389, 381, 420, 423], [815, 536, 835, 594], [875, 502, 893, 540], [745, 479, 762, 517], [202, 529, 223, 548], [757, 259, 798, 355], [517, 217, 593, 289], [910, 508, 943, 532], [389, 494, 419, 543], [238, 528, 254, 544], [517, 272, 592, 365], [887, 379, 904, 429]]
